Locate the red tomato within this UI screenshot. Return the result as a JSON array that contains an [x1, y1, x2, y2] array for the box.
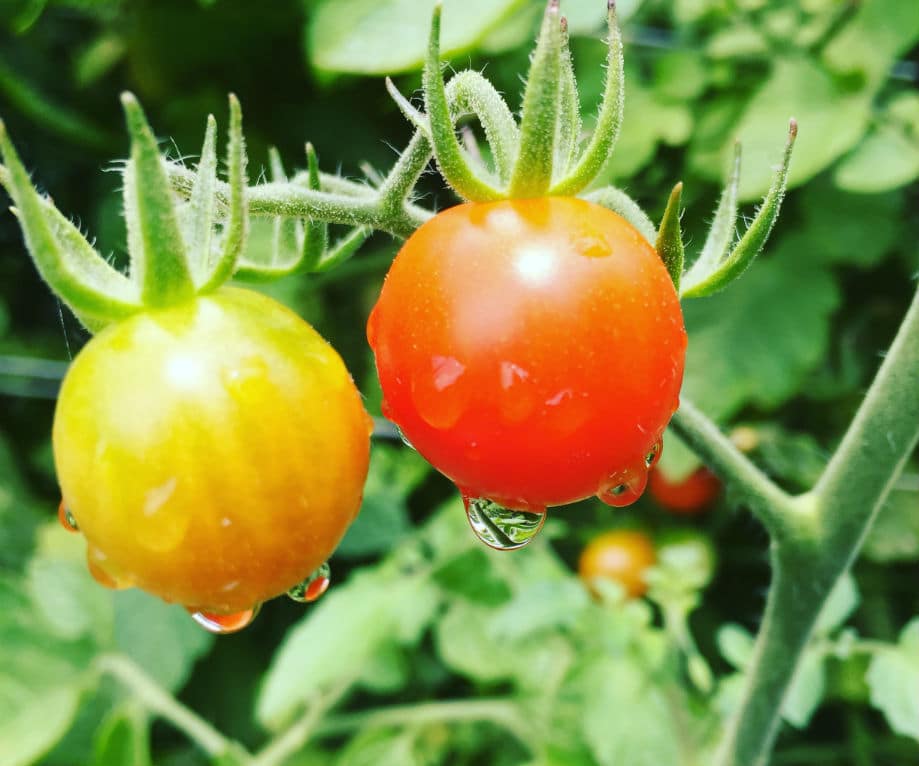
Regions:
[[368, 198, 686, 512], [578, 529, 657, 598], [649, 466, 721, 514]]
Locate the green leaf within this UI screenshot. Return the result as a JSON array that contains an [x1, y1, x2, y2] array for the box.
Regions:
[[722, 56, 872, 201], [822, 0, 919, 86], [782, 648, 825, 729], [0, 685, 83, 766], [113, 591, 213, 693], [257, 572, 437, 729], [655, 182, 684, 290], [866, 619, 919, 742], [490, 579, 589, 641], [681, 257, 841, 421], [336, 728, 427, 766], [717, 624, 755, 670], [580, 660, 684, 766], [91, 706, 151, 766], [814, 573, 859, 635], [337, 445, 428, 557], [307, 0, 525, 75], [432, 548, 512, 606], [835, 94, 919, 194], [863, 489, 919, 563]]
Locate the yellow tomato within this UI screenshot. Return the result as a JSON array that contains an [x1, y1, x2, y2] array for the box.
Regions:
[[54, 287, 371, 613]]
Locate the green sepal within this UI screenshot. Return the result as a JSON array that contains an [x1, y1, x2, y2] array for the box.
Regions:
[[121, 92, 196, 307], [550, 1, 624, 196], [198, 93, 248, 292], [508, 0, 562, 199], [655, 182, 684, 290], [0, 122, 140, 330], [583, 185, 657, 244], [184, 113, 218, 284], [312, 226, 372, 274], [297, 142, 330, 273], [555, 16, 582, 179], [423, 4, 504, 202], [681, 120, 797, 299]]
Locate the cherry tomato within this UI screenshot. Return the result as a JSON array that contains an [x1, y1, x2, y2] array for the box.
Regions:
[[578, 529, 657, 598], [367, 198, 686, 512], [649, 466, 721, 514], [54, 287, 371, 613]]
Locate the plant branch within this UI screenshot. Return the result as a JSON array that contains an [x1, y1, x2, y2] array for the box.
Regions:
[[251, 681, 352, 766], [714, 277, 919, 766], [668, 398, 800, 539], [314, 698, 531, 750], [96, 653, 246, 760]]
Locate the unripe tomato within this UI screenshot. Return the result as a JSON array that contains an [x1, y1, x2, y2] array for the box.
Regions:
[[54, 287, 371, 613], [578, 529, 657, 598], [368, 198, 686, 512], [649, 466, 721, 514]]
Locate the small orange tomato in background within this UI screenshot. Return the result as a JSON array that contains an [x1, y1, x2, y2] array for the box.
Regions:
[[578, 529, 657, 599]]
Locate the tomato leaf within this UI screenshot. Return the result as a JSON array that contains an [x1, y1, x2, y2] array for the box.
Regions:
[[680, 257, 840, 422], [863, 489, 919, 563], [866, 620, 919, 742], [782, 648, 826, 729], [307, 0, 525, 76]]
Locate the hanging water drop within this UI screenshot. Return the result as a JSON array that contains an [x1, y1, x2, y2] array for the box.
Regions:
[[463, 495, 546, 551], [189, 605, 260, 634], [58, 500, 79, 533], [287, 562, 331, 603], [645, 437, 664, 468], [598, 466, 650, 508]]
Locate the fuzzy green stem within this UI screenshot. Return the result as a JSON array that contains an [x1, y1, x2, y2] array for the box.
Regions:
[[166, 163, 430, 238], [713, 278, 919, 766], [669, 399, 799, 540], [96, 653, 246, 760]]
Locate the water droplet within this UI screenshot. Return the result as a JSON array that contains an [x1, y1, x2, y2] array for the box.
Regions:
[[398, 427, 416, 450], [58, 500, 79, 533], [598, 467, 650, 508], [463, 495, 546, 551], [645, 437, 664, 468], [498, 361, 536, 423], [287, 562, 331, 603], [411, 356, 468, 429], [189, 605, 260, 634], [86, 547, 129, 589]]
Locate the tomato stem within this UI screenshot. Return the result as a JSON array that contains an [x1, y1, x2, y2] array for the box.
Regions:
[[677, 278, 919, 766]]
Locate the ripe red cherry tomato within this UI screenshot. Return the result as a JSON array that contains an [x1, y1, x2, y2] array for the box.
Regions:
[[54, 287, 371, 614], [368, 197, 686, 512], [649, 466, 721, 514], [578, 529, 657, 598]]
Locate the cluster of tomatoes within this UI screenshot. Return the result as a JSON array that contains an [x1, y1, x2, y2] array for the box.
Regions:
[[52, 196, 687, 631]]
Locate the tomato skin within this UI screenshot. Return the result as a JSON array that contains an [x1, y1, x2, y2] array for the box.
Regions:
[[578, 530, 657, 598], [368, 198, 686, 510], [649, 467, 721, 514], [54, 287, 371, 612]]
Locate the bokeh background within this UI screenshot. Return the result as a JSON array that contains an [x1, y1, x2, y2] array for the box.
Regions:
[[1, 1, 918, 765]]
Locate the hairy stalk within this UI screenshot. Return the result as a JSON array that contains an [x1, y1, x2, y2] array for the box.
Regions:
[[711, 278, 919, 766], [166, 162, 431, 239], [669, 399, 800, 540]]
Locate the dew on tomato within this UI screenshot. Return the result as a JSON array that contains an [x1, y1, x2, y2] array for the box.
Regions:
[[58, 500, 79, 533], [287, 562, 332, 603], [189, 605, 260, 635], [369, 198, 686, 516], [463, 495, 546, 550]]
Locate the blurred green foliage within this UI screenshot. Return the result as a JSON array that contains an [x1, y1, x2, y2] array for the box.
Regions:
[[0, 0, 917, 764]]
